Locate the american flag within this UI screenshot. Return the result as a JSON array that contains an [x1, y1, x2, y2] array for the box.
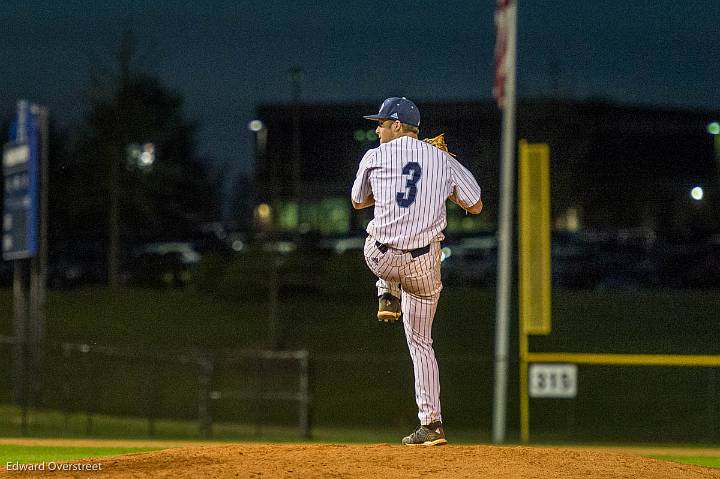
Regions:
[[493, 0, 512, 109]]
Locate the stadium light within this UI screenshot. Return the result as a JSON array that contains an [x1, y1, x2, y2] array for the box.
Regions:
[[690, 186, 704, 201], [126, 143, 155, 171], [248, 120, 265, 132], [139, 143, 155, 170], [249, 120, 268, 160], [255, 203, 272, 224]]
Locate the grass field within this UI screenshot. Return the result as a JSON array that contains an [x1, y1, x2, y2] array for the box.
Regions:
[[651, 456, 720, 468], [0, 444, 158, 464], [1, 286, 720, 448]]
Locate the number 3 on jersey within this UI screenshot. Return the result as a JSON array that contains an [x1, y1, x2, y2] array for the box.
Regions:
[[396, 162, 422, 208]]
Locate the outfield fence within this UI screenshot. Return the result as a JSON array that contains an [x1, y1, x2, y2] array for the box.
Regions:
[[1, 334, 720, 442], [0, 335, 311, 439]]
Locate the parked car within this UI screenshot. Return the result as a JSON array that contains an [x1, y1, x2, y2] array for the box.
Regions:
[[657, 236, 720, 288], [592, 245, 660, 290], [318, 235, 366, 255], [123, 241, 201, 287], [0, 260, 12, 287], [551, 232, 598, 289], [48, 240, 108, 288], [441, 235, 498, 287]]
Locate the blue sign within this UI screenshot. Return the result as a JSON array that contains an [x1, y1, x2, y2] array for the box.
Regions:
[[2, 101, 39, 260]]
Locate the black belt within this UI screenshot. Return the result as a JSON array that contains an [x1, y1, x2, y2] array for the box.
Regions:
[[375, 241, 430, 258]]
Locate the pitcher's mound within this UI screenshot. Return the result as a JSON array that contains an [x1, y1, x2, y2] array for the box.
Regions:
[[6, 444, 720, 478]]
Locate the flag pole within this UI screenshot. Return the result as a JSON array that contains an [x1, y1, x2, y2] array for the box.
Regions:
[[492, 0, 518, 444]]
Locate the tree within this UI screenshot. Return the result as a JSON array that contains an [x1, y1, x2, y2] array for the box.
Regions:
[[69, 33, 218, 285]]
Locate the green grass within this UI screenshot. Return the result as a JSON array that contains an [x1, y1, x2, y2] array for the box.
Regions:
[[652, 456, 720, 469], [0, 444, 158, 464], [0, 406, 337, 442], [0, 404, 488, 444], [2, 286, 720, 441]]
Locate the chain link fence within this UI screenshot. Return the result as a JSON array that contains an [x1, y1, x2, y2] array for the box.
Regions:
[[1, 333, 719, 442], [0, 335, 310, 438]]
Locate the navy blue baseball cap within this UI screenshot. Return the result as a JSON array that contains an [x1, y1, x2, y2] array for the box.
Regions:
[[363, 97, 420, 127]]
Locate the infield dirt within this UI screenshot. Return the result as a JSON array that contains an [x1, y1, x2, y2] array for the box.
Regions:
[[3, 443, 720, 479]]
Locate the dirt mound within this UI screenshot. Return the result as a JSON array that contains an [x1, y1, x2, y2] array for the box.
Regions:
[[4, 443, 720, 479]]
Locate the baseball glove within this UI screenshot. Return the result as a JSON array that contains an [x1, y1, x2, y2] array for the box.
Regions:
[[423, 133, 456, 156]]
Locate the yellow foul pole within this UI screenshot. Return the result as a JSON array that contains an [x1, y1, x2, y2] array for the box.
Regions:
[[518, 140, 551, 443]]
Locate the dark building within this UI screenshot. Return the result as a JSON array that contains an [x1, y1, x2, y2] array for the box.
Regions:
[[252, 99, 719, 239]]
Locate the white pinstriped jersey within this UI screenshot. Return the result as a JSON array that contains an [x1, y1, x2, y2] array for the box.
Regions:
[[351, 136, 482, 250]]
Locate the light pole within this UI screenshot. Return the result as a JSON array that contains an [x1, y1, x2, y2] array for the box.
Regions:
[[248, 120, 267, 162], [708, 121, 720, 180], [108, 147, 120, 288], [248, 120, 269, 231], [707, 122, 720, 229], [289, 67, 303, 225], [108, 31, 135, 288], [108, 143, 155, 288], [249, 120, 280, 349]]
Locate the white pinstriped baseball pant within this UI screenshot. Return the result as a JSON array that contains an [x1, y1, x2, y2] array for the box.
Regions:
[[363, 235, 444, 426]]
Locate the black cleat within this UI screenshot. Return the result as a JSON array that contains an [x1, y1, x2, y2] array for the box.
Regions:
[[377, 293, 401, 323], [402, 421, 447, 446]]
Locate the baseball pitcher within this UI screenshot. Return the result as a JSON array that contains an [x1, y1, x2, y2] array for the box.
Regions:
[[351, 97, 483, 446]]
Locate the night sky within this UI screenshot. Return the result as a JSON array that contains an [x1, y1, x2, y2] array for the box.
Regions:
[[2, 0, 719, 209]]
